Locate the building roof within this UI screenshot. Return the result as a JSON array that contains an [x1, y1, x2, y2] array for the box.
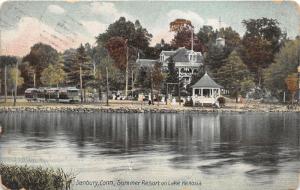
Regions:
[[161, 50, 176, 56], [136, 59, 158, 67], [191, 73, 223, 88], [162, 47, 203, 63]]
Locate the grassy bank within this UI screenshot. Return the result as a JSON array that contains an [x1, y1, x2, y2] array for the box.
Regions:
[[0, 163, 75, 190]]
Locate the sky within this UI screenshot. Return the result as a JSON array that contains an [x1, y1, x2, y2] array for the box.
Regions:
[[0, 0, 300, 56]]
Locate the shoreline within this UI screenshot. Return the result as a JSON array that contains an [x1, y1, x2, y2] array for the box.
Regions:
[[0, 103, 299, 113]]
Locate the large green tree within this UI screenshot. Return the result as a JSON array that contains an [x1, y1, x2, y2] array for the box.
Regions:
[[204, 45, 227, 74], [197, 25, 217, 50], [96, 17, 152, 53], [240, 17, 283, 85], [263, 38, 300, 98], [64, 45, 93, 102], [144, 39, 173, 59], [23, 43, 59, 87], [40, 57, 66, 87], [217, 51, 255, 102]]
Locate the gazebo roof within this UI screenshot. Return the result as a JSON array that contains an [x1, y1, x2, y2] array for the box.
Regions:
[[191, 73, 223, 89]]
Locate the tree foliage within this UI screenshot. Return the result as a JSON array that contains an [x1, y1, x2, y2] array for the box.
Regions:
[[23, 43, 59, 87], [170, 19, 204, 52], [41, 58, 66, 87], [217, 51, 255, 100], [170, 19, 193, 32], [284, 73, 298, 103], [105, 37, 127, 70], [263, 38, 300, 97], [197, 25, 217, 49], [96, 17, 152, 53], [8, 68, 24, 89], [171, 28, 204, 52], [240, 17, 283, 85], [166, 57, 178, 83]]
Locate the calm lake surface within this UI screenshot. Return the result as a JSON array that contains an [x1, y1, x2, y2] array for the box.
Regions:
[[0, 112, 299, 190]]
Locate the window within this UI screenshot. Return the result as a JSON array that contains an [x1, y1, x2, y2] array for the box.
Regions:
[[189, 52, 197, 62], [160, 54, 164, 62]]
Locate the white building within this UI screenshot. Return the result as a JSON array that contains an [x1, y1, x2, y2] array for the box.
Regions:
[[137, 47, 203, 87], [191, 72, 223, 106]]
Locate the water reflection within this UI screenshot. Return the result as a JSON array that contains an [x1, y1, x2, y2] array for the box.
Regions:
[[0, 112, 299, 190]]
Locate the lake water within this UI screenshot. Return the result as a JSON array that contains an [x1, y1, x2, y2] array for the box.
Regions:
[[0, 112, 299, 190]]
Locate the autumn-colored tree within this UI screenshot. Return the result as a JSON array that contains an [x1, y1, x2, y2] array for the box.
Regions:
[[170, 19, 193, 32], [284, 73, 298, 104], [170, 19, 204, 52], [105, 37, 127, 70], [263, 38, 300, 98]]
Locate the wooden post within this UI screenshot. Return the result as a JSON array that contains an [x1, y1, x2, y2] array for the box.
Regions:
[[4, 65, 7, 103], [166, 84, 168, 105], [13, 60, 18, 106], [150, 69, 154, 105], [178, 83, 181, 106], [125, 39, 129, 99], [80, 65, 83, 103], [33, 72, 36, 88], [106, 67, 109, 106], [131, 69, 134, 97]]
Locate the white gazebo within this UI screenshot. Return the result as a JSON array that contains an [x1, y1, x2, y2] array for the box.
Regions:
[[191, 73, 223, 106]]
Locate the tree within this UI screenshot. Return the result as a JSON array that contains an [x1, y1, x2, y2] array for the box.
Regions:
[[144, 39, 173, 59], [204, 45, 227, 74], [19, 61, 35, 90], [284, 73, 298, 104], [197, 25, 217, 50], [240, 17, 283, 85], [170, 19, 204, 52], [76, 44, 92, 103], [152, 62, 164, 91], [8, 67, 24, 92], [170, 19, 193, 31], [96, 17, 152, 53], [105, 37, 127, 70], [23, 43, 59, 87], [217, 51, 255, 102], [171, 28, 204, 52], [63, 48, 78, 85], [40, 59, 66, 87], [219, 27, 241, 54], [263, 38, 300, 98], [64, 45, 93, 103], [166, 57, 178, 83], [0, 56, 17, 102]]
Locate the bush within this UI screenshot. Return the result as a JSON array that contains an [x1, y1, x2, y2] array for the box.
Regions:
[[217, 97, 226, 106], [0, 163, 75, 190]]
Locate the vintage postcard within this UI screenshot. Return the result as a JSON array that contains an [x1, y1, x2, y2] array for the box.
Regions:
[[0, 0, 300, 190]]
